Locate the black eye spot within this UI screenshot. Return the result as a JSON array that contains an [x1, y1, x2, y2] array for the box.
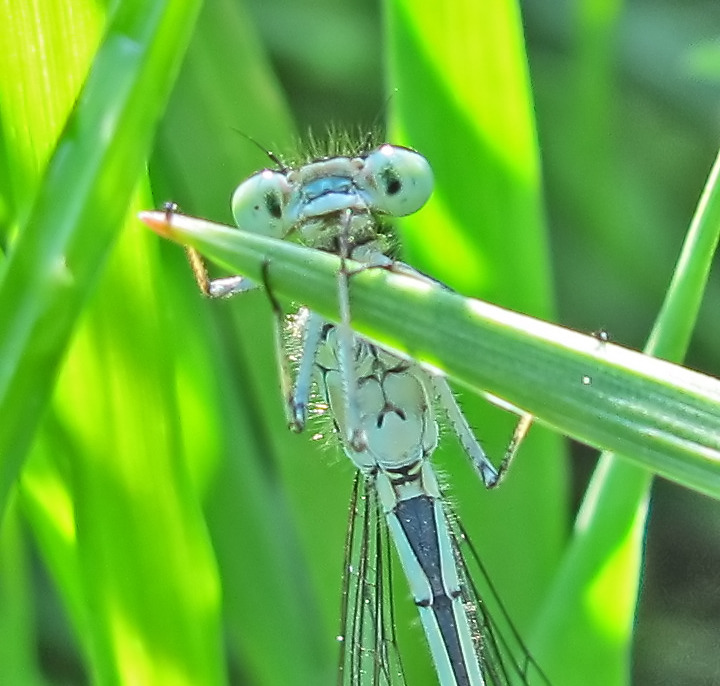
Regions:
[[265, 192, 282, 219], [381, 168, 402, 195]]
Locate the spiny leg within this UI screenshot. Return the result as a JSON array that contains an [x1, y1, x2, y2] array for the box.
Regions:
[[185, 245, 256, 297], [168, 200, 323, 433], [289, 310, 325, 432], [172, 203, 315, 430], [185, 245, 212, 296], [260, 263, 324, 432], [159, 204, 254, 298], [431, 375, 533, 489]]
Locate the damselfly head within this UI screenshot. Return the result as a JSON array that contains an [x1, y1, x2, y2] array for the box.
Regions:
[[230, 144, 433, 240]]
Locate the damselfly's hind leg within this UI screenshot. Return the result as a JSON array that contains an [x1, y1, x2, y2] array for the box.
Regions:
[[432, 375, 533, 488], [340, 245, 534, 480]]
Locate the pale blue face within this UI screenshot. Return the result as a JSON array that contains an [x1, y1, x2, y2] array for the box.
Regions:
[[230, 144, 434, 240]]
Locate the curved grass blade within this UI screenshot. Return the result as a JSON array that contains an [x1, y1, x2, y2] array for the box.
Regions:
[[138, 211, 720, 499], [532, 145, 720, 684], [0, 1, 238, 683], [383, 0, 563, 643], [0, 0, 202, 516]]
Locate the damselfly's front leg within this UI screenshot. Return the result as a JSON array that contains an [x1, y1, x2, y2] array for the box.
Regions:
[[185, 241, 322, 433], [335, 210, 368, 453], [185, 245, 258, 297], [262, 269, 324, 433]]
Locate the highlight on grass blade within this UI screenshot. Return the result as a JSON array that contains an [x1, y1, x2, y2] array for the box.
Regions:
[[138, 209, 182, 240]]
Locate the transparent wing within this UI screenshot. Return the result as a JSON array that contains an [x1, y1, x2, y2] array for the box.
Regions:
[[452, 515, 552, 686], [336, 476, 551, 686], [337, 474, 407, 686]]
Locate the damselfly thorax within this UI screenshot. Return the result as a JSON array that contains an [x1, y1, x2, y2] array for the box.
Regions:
[[315, 324, 437, 474]]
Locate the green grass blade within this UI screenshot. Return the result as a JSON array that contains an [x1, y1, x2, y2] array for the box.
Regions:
[[0, 500, 45, 686], [0, 0, 201, 515], [139, 212, 720, 497], [0, 1, 235, 683], [385, 0, 552, 311], [0, 0, 103, 233], [534, 144, 720, 684], [25, 202, 225, 684], [646, 149, 720, 360], [382, 7, 565, 676], [148, 2, 335, 683]]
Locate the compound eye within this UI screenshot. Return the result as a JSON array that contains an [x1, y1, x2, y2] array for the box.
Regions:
[[231, 170, 291, 237], [362, 145, 433, 217]]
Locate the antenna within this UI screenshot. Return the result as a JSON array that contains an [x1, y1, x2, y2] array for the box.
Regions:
[[231, 128, 286, 170], [369, 88, 398, 143]]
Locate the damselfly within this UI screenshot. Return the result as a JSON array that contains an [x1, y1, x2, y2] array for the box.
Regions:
[[159, 138, 547, 686]]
